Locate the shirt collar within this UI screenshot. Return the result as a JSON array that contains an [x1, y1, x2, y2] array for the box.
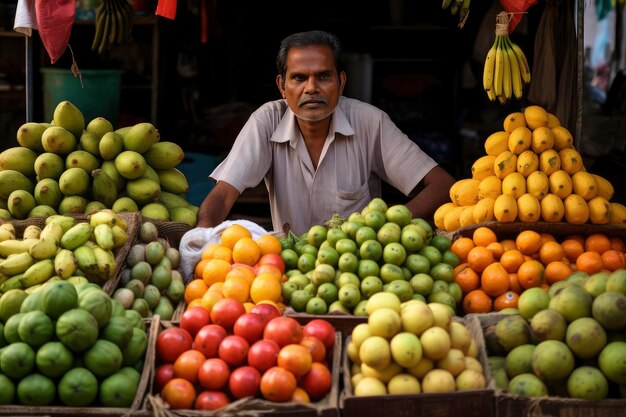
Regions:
[[270, 97, 356, 144]]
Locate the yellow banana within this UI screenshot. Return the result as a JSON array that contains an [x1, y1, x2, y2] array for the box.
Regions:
[[93, 224, 116, 251], [19, 259, 55, 288], [0, 252, 36, 276], [508, 38, 531, 84], [111, 225, 128, 249], [0, 275, 24, 292], [54, 248, 78, 279], [60, 223, 93, 251], [505, 38, 523, 99], [493, 37, 504, 97], [22, 225, 42, 240], [40, 222, 64, 242], [486, 88, 496, 102], [29, 236, 59, 260], [46, 215, 77, 234], [501, 39, 512, 100], [93, 246, 116, 279], [0, 223, 16, 236], [89, 210, 126, 230], [0, 228, 15, 242], [0, 239, 38, 257], [483, 39, 497, 92], [74, 244, 99, 278]]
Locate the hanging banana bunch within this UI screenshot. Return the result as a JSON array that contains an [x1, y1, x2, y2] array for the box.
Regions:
[[92, 0, 135, 54], [483, 12, 531, 104], [442, 0, 471, 28]]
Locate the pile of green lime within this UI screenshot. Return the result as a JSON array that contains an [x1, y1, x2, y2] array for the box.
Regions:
[[279, 198, 461, 316]]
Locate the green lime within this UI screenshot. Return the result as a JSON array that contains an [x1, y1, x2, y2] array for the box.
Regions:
[[326, 228, 348, 247], [379, 263, 405, 284], [383, 242, 407, 266], [328, 300, 351, 314], [297, 253, 317, 273], [360, 239, 383, 262], [385, 204, 412, 227], [428, 291, 456, 311], [400, 227, 424, 253], [402, 267, 412, 280], [403, 223, 428, 243], [288, 274, 310, 289], [404, 254, 431, 274], [0, 373, 15, 405], [290, 289, 314, 312], [357, 259, 380, 280], [429, 235, 452, 253], [280, 238, 295, 250], [338, 284, 361, 308], [341, 221, 365, 240], [410, 273, 434, 296], [384, 280, 414, 302], [364, 210, 387, 231], [430, 263, 455, 283], [412, 293, 426, 303], [281, 281, 299, 303], [419, 246, 442, 266], [338, 252, 359, 273], [353, 300, 369, 316], [368, 198, 389, 213], [377, 223, 401, 245], [448, 282, 463, 303], [307, 225, 328, 248], [281, 249, 299, 270], [317, 246, 339, 268], [294, 239, 307, 255], [300, 243, 319, 258], [411, 218, 434, 241], [317, 283, 339, 305], [303, 283, 317, 296], [311, 264, 336, 286], [306, 297, 328, 315], [335, 238, 358, 255], [355, 226, 377, 246], [360, 276, 383, 298], [431, 280, 449, 294], [348, 212, 366, 223], [336, 272, 361, 288], [441, 250, 461, 268]]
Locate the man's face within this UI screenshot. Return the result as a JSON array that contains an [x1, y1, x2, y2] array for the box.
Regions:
[[277, 45, 346, 123]]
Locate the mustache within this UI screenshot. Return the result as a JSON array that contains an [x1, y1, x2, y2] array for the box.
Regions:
[[298, 95, 327, 106]]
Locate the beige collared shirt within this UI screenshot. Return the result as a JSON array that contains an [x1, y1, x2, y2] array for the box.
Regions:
[[210, 97, 438, 234]]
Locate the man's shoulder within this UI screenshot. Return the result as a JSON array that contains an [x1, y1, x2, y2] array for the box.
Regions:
[[253, 99, 289, 117], [339, 97, 386, 118]]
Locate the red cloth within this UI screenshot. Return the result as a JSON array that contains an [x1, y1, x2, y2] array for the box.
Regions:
[[35, 0, 75, 64], [156, 0, 177, 19], [499, 0, 538, 33]]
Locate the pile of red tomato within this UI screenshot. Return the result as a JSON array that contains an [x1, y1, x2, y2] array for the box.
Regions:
[[154, 298, 336, 410]]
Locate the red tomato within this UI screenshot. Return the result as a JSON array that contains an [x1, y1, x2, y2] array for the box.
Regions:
[[218, 335, 250, 367], [154, 364, 175, 393], [228, 366, 261, 399], [197, 358, 230, 390], [194, 324, 227, 358], [173, 349, 206, 383], [194, 390, 230, 410], [278, 344, 312, 377], [299, 336, 326, 363], [180, 306, 211, 338], [260, 366, 297, 402], [247, 339, 280, 372], [233, 312, 266, 344], [157, 327, 194, 363], [300, 362, 332, 400], [263, 317, 303, 347], [161, 378, 196, 409], [257, 253, 286, 274], [303, 319, 335, 349], [250, 303, 281, 323], [210, 298, 246, 331]]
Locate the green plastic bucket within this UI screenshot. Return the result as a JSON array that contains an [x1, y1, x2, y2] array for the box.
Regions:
[[41, 68, 123, 128]]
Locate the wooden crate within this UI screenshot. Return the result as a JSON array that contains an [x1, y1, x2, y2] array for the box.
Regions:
[[284, 308, 367, 340], [446, 221, 626, 241]]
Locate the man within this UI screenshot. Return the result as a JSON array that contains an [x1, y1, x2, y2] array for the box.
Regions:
[[198, 30, 455, 234]]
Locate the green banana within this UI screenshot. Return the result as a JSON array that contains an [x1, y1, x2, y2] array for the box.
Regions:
[[61, 223, 93, 250], [40, 222, 64, 242], [92, 1, 107, 51], [66, 276, 89, 285], [0, 274, 24, 292], [74, 244, 99, 278], [89, 210, 127, 231], [54, 248, 78, 279], [111, 225, 128, 249], [22, 225, 42, 240], [29, 236, 59, 260], [46, 215, 77, 234], [0, 252, 35, 276], [0, 238, 38, 257], [19, 259, 55, 288], [93, 223, 116, 251], [93, 246, 116, 279], [0, 272, 8, 287], [92, 169, 118, 209]]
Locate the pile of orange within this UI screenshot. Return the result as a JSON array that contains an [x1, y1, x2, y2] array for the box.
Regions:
[[452, 226, 626, 314], [184, 224, 288, 314]]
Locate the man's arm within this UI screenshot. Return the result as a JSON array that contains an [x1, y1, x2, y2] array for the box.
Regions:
[[404, 165, 456, 223], [197, 181, 242, 228]]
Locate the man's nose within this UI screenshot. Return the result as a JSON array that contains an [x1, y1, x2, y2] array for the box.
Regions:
[[304, 77, 319, 93]]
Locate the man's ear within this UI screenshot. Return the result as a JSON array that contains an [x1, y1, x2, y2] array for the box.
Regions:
[[276, 75, 286, 98], [339, 71, 347, 94]]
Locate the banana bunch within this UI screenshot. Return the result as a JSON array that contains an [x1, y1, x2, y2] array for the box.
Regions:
[[483, 12, 531, 104], [442, 0, 471, 28], [91, 0, 135, 54]]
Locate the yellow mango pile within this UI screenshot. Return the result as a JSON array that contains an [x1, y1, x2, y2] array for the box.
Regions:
[[435, 105, 626, 232]]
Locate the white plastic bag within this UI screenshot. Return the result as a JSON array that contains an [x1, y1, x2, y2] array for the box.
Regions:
[[178, 220, 269, 283]]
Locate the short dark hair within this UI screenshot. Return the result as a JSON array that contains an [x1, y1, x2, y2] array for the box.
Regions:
[[276, 30, 343, 80]]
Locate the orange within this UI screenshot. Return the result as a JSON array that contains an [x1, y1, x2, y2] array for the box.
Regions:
[[225, 266, 256, 286], [500, 249, 525, 273], [199, 290, 223, 313], [561, 239, 584, 263], [454, 262, 470, 275], [485, 242, 505, 260], [544, 261, 572, 285], [451, 237, 475, 263], [291, 387, 311, 403], [472, 226, 498, 247], [566, 235, 585, 246], [232, 237, 261, 266], [220, 224, 252, 249], [539, 241, 564, 265], [467, 246, 495, 273], [539, 233, 557, 245], [515, 230, 542, 255], [480, 262, 509, 297], [576, 251, 604, 274], [462, 289, 493, 314], [194, 258, 210, 279], [601, 250, 626, 271], [454, 265, 480, 294], [584, 233, 611, 255], [221, 276, 251, 303], [256, 234, 283, 256], [517, 260, 545, 289], [609, 237, 626, 252], [202, 258, 232, 286], [243, 302, 256, 313], [508, 273, 523, 293], [208, 281, 225, 294], [277, 344, 312, 377], [201, 243, 220, 260], [254, 264, 283, 281], [250, 273, 282, 303], [494, 291, 519, 311], [186, 298, 204, 310], [501, 239, 517, 251], [211, 246, 233, 262], [184, 279, 208, 305]]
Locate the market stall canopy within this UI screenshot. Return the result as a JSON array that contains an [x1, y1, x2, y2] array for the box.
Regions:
[[13, 0, 75, 64]]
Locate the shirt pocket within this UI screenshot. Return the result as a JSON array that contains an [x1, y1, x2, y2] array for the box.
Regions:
[[336, 182, 370, 215]]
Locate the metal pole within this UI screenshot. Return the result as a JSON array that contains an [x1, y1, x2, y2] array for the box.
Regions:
[[25, 34, 33, 122]]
